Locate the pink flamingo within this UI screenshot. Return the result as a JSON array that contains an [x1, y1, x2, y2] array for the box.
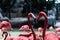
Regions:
[[3, 12, 37, 40], [0, 21, 13, 37], [37, 11, 58, 40], [19, 25, 32, 37], [19, 25, 42, 40], [19, 25, 43, 35], [19, 25, 29, 31], [0, 21, 13, 30]]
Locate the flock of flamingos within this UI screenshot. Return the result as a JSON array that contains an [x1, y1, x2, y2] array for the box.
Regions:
[[0, 11, 60, 40]]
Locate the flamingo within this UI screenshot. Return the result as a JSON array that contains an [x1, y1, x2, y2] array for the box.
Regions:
[[0, 21, 13, 30], [3, 12, 37, 40], [19, 25, 29, 31], [37, 11, 58, 40], [0, 21, 13, 37], [19, 25, 42, 40], [19, 25, 32, 37]]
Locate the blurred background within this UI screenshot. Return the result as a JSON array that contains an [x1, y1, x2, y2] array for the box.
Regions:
[[0, 0, 60, 28]]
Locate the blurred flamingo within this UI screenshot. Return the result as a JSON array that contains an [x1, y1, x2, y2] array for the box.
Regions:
[[0, 21, 13, 31], [0, 21, 13, 37], [19, 25, 32, 37], [37, 11, 58, 40], [19, 25, 42, 40], [19, 25, 29, 31]]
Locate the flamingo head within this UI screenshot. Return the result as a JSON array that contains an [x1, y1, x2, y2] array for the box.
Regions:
[[1, 21, 9, 25], [38, 27, 42, 32], [49, 26, 53, 31], [19, 25, 29, 31], [1, 21, 9, 28], [1, 21, 13, 30]]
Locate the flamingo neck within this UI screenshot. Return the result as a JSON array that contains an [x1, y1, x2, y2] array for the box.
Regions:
[[43, 17, 48, 40], [38, 12, 48, 40], [3, 32, 8, 40], [28, 13, 36, 40], [28, 23, 36, 40]]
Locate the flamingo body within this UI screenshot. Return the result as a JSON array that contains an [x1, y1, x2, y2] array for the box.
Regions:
[[19, 25, 41, 40]]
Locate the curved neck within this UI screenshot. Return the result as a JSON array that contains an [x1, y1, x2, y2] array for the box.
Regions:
[[28, 13, 36, 40], [3, 32, 8, 40], [38, 11, 48, 40]]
